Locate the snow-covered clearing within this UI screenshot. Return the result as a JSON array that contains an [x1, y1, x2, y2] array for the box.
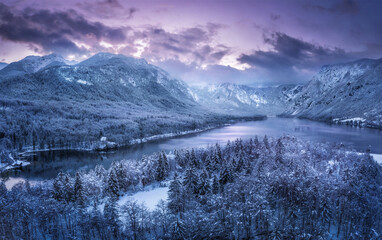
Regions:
[[371, 154, 382, 165], [5, 177, 38, 190], [118, 187, 169, 211]]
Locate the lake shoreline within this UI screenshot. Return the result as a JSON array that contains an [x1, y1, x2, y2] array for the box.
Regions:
[[1, 115, 267, 174], [278, 114, 382, 130], [3, 117, 382, 185]]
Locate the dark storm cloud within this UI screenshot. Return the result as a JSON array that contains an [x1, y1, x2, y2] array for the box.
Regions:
[[237, 32, 354, 83], [126, 7, 139, 19], [240, 32, 348, 68], [0, 3, 126, 55], [270, 14, 280, 21], [76, 0, 138, 20], [307, 0, 359, 15]]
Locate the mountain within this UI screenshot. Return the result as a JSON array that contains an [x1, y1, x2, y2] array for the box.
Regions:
[[2, 52, 380, 153], [0, 53, 69, 78], [0, 53, 233, 152], [0, 52, 197, 110], [282, 58, 382, 129], [0, 62, 7, 70], [190, 83, 302, 115]]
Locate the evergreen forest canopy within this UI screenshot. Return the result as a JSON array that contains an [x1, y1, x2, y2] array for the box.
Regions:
[[1, 136, 381, 239]]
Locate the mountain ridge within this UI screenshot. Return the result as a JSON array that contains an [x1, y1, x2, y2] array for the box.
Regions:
[[0, 52, 381, 155], [282, 57, 382, 128]]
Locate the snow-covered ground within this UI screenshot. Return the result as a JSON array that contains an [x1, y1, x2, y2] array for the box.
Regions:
[[0, 153, 31, 175], [371, 154, 382, 165], [128, 126, 218, 145], [4, 177, 38, 190], [118, 187, 169, 211]]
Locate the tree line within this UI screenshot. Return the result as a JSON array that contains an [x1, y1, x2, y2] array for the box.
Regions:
[[0, 136, 381, 239]]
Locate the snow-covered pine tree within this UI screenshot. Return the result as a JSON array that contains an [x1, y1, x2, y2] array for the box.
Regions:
[[198, 170, 211, 195], [156, 152, 169, 181], [168, 173, 184, 214], [183, 168, 198, 194], [106, 168, 120, 198], [74, 172, 85, 206]]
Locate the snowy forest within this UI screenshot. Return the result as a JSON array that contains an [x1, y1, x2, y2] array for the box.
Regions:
[[1, 136, 381, 239], [1, 1, 382, 239]]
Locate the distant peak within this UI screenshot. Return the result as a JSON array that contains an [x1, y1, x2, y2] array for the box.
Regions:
[[21, 53, 65, 62], [78, 52, 148, 66], [92, 52, 117, 58], [321, 57, 382, 69]]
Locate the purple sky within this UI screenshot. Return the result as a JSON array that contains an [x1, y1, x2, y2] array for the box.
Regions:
[[1, 0, 381, 86]]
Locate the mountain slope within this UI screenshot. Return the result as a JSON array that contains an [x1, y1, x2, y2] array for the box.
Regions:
[[0, 53, 233, 152], [0, 53, 197, 111], [0, 53, 69, 78], [0, 62, 7, 70], [283, 58, 382, 128], [190, 83, 302, 115]]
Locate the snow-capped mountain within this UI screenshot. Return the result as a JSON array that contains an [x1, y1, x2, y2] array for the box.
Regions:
[[0, 52, 197, 111], [0, 53, 70, 78], [0, 53, 221, 150], [0, 62, 7, 70], [283, 58, 382, 128], [2, 52, 381, 130], [190, 83, 302, 115]]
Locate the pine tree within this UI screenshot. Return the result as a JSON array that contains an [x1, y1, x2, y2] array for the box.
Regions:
[[198, 170, 211, 195], [53, 171, 65, 201], [205, 155, 213, 173], [275, 138, 285, 163], [263, 135, 270, 151], [183, 168, 198, 194], [106, 168, 120, 198], [0, 181, 7, 196], [219, 165, 233, 185], [53, 171, 72, 202], [170, 218, 186, 239], [216, 143, 223, 163], [184, 150, 191, 165], [63, 174, 73, 202], [168, 173, 184, 214], [211, 150, 220, 171], [190, 149, 199, 168], [174, 149, 186, 168], [156, 152, 169, 181], [104, 197, 120, 238], [114, 162, 128, 191], [162, 152, 169, 172], [212, 175, 219, 194], [74, 172, 85, 206], [248, 138, 254, 154]]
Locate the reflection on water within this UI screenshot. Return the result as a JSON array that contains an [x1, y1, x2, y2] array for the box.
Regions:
[[2, 117, 382, 187]]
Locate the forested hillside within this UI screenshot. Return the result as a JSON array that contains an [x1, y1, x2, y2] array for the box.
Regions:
[[1, 137, 381, 239], [0, 53, 257, 154], [283, 58, 382, 129]]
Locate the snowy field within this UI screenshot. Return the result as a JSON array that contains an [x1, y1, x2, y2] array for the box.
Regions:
[[118, 187, 169, 211], [372, 154, 382, 165]]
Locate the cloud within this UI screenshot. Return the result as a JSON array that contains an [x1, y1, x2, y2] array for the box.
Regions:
[[237, 32, 354, 83], [307, 0, 359, 15], [156, 59, 256, 86], [76, 0, 138, 20], [0, 3, 126, 55], [130, 24, 229, 65]]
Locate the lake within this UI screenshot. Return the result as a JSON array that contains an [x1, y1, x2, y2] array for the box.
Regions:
[[2, 117, 382, 188]]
